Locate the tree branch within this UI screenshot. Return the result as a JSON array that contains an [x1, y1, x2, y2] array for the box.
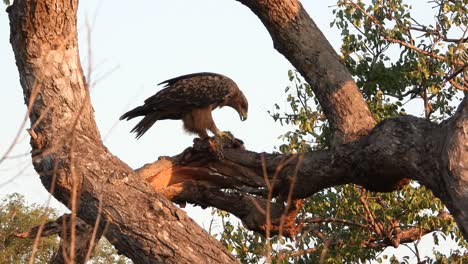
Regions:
[[235, 0, 377, 145], [16, 214, 104, 264], [139, 115, 449, 238]]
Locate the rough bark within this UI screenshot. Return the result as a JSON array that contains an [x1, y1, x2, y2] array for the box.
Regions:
[[8, 1, 237, 263], [436, 96, 468, 239], [7, 0, 468, 262]]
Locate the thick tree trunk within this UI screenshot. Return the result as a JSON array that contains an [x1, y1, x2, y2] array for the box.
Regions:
[[7, 0, 467, 262], [437, 96, 468, 239], [7, 1, 237, 263]]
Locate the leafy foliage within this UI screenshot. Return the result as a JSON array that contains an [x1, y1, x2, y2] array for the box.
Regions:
[[216, 209, 268, 264], [0, 193, 57, 263], [216, 1, 467, 263], [333, 0, 466, 121], [0, 193, 131, 263], [91, 238, 131, 264], [268, 70, 330, 153]]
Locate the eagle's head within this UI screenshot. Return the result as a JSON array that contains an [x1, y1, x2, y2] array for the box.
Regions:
[[234, 90, 248, 121]]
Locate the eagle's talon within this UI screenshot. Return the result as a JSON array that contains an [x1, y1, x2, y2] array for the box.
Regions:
[[206, 138, 225, 160], [208, 138, 218, 151], [214, 131, 234, 141]]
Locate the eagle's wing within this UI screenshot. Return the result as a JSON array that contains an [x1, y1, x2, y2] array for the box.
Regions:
[[146, 73, 233, 112]]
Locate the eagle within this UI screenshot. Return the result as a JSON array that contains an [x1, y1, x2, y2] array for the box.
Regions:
[[120, 72, 248, 139]]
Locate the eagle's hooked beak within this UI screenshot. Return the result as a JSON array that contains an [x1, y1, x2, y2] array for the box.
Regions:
[[240, 111, 248, 121]]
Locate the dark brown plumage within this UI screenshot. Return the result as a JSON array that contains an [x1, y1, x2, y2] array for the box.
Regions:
[[120, 72, 248, 139]]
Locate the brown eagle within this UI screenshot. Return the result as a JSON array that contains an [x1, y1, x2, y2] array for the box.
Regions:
[[120, 72, 248, 139]]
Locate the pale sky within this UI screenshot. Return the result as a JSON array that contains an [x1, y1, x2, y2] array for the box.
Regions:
[[0, 1, 458, 262]]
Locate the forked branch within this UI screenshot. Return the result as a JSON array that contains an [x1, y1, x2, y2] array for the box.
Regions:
[[137, 115, 448, 237]]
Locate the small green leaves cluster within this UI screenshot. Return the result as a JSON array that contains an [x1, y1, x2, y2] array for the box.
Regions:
[[333, 0, 465, 121], [268, 70, 331, 153], [0, 193, 130, 263], [215, 209, 267, 264], [0, 193, 58, 263]]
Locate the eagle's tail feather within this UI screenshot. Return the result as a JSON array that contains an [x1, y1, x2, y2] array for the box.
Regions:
[[130, 113, 159, 139], [119, 106, 149, 121]]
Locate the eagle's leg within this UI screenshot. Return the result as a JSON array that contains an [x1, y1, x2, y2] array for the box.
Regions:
[[197, 130, 209, 140], [183, 110, 211, 140]]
